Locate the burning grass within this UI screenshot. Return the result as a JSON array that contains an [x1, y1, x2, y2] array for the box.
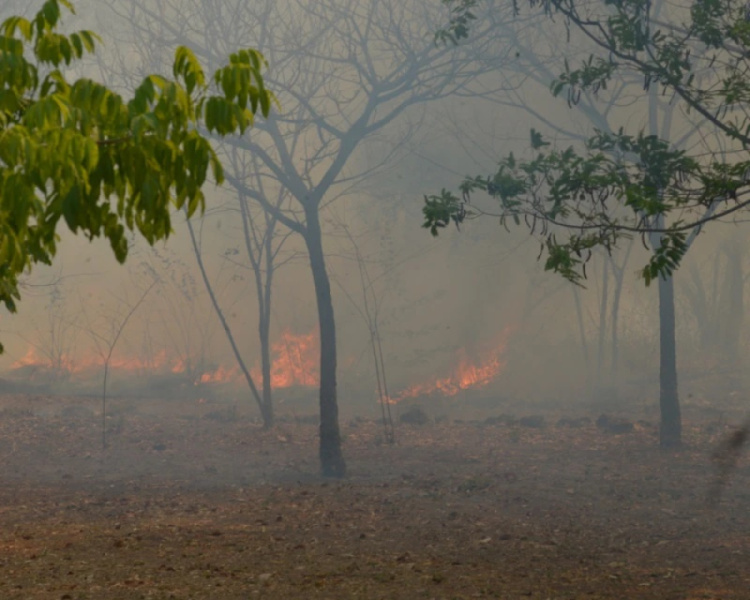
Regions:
[[4, 325, 521, 407], [5, 328, 324, 393], [0, 393, 748, 599]]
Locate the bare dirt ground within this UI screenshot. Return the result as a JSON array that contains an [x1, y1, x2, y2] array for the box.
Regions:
[[0, 392, 748, 599]]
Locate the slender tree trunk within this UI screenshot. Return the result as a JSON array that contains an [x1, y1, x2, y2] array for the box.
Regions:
[[647, 206, 682, 448], [658, 274, 681, 447], [609, 242, 632, 383], [186, 217, 267, 424], [304, 210, 346, 477], [258, 310, 274, 428], [684, 262, 712, 349], [245, 201, 277, 429], [596, 258, 609, 390], [572, 286, 590, 394], [609, 266, 623, 382]]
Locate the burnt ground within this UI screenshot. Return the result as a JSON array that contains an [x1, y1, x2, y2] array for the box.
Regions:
[[0, 393, 748, 599]]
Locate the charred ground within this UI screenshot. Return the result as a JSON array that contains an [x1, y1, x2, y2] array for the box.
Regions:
[[0, 393, 748, 599]]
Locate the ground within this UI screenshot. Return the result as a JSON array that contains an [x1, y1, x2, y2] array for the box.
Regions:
[[0, 392, 748, 599]]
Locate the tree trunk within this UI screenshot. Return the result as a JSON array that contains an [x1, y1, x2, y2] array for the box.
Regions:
[[684, 262, 713, 350], [186, 217, 267, 425], [304, 210, 346, 478], [258, 310, 274, 428], [571, 285, 591, 394], [596, 258, 609, 390], [239, 189, 278, 430], [658, 274, 681, 447], [609, 243, 632, 383]]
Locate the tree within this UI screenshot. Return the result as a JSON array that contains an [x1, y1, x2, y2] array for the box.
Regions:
[[425, 0, 750, 282], [0, 0, 273, 354], [424, 0, 750, 446], [184, 166, 296, 429], [108, 0, 507, 476], [89, 7, 293, 430], [331, 218, 396, 444]]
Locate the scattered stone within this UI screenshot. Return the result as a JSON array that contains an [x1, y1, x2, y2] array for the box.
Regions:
[[399, 405, 429, 425], [518, 415, 545, 428], [556, 417, 591, 428], [484, 413, 517, 426], [596, 414, 634, 434]]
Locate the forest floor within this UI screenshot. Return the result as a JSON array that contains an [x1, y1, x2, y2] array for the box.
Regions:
[[0, 392, 748, 599]]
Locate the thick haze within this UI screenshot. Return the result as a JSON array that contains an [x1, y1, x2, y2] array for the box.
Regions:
[[0, 0, 747, 416]]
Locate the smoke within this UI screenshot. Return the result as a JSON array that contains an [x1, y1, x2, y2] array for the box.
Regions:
[[1, 0, 748, 421]]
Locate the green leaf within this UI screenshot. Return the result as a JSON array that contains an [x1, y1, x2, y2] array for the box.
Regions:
[[173, 46, 205, 95], [42, 0, 61, 29], [62, 184, 81, 230], [0, 1, 273, 353]]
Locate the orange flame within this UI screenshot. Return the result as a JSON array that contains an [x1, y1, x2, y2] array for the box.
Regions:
[[11, 347, 65, 370], [197, 329, 319, 387], [9, 328, 321, 390], [199, 364, 240, 384], [11, 347, 177, 376], [393, 326, 514, 402], [259, 329, 319, 388]]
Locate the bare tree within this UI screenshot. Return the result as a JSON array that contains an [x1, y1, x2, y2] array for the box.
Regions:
[[184, 166, 297, 429], [331, 219, 395, 444], [215, 148, 298, 428], [79, 276, 157, 449], [102, 0, 508, 476]]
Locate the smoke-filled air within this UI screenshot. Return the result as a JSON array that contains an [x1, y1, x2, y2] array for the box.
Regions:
[[0, 0, 748, 597]]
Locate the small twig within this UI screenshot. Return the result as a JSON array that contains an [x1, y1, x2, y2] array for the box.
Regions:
[[101, 279, 157, 450]]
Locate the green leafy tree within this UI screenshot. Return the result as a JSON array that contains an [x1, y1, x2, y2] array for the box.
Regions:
[[0, 0, 273, 352], [425, 0, 750, 283], [424, 0, 750, 447]]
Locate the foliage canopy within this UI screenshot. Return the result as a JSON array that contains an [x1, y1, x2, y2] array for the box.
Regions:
[[424, 0, 750, 284], [0, 0, 273, 349]]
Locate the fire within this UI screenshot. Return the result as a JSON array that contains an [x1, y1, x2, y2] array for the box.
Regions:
[[393, 326, 514, 402], [8, 328, 321, 389], [10, 346, 178, 377], [196, 329, 319, 387], [11, 347, 70, 370], [11, 347, 174, 375], [199, 364, 240, 384], [262, 329, 319, 388]]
